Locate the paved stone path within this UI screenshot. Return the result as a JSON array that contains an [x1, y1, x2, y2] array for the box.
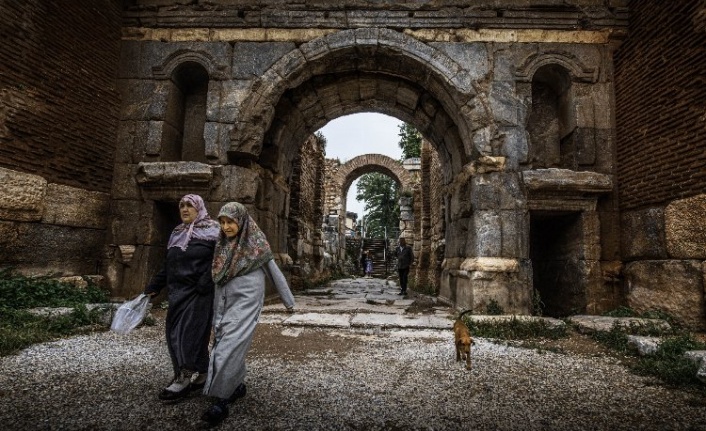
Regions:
[[261, 277, 454, 330]]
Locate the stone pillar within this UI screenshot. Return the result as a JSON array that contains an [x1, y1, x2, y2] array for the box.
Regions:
[[439, 157, 531, 314]]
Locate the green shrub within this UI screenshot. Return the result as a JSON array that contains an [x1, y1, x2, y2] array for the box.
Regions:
[[0, 269, 111, 356], [603, 306, 637, 318], [0, 268, 109, 309]]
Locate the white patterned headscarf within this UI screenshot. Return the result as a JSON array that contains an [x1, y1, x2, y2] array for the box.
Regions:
[[167, 194, 220, 251]]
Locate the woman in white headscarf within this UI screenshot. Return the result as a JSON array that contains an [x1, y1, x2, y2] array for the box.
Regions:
[[200, 202, 295, 427], [144, 194, 220, 402]]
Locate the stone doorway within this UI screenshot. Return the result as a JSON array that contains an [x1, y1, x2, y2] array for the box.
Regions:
[[530, 211, 587, 317]]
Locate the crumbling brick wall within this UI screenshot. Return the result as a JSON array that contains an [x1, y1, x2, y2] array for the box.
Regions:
[[0, 0, 122, 193], [614, 0, 706, 210]]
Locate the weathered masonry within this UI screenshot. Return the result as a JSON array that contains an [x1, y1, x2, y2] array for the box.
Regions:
[[0, 1, 704, 329], [112, 1, 625, 317]]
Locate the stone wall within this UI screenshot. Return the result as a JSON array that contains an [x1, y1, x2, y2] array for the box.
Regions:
[[2, 1, 661, 325], [0, 1, 121, 279], [117, 1, 627, 316], [287, 134, 327, 287], [614, 0, 706, 330], [414, 140, 444, 293], [0, 167, 110, 277]]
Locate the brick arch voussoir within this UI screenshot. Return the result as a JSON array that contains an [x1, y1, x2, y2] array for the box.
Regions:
[[337, 154, 413, 199]]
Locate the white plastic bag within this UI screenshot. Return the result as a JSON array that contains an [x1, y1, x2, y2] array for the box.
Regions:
[[110, 294, 151, 334]]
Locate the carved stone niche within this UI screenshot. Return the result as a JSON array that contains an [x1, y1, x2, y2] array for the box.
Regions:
[[136, 161, 213, 201]]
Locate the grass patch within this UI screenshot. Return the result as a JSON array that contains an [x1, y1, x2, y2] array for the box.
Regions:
[[592, 315, 706, 388], [633, 335, 706, 387], [592, 323, 630, 352], [465, 316, 568, 341], [0, 269, 112, 357], [0, 306, 107, 356]]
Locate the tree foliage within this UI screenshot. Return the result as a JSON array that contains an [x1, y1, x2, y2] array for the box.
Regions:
[[398, 123, 422, 159], [356, 173, 399, 238]]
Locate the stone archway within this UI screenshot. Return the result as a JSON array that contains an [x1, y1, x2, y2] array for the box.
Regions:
[[226, 28, 488, 264], [224, 28, 523, 312], [326, 153, 417, 262]]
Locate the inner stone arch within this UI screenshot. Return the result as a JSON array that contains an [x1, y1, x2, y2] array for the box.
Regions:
[[334, 153, 415, 235]]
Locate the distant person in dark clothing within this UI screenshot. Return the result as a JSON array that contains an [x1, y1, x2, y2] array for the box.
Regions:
[[144, 194, 220, 401], [396, 237, 414, 295]]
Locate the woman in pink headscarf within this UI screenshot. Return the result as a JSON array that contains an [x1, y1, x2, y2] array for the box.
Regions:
[[144, 194, 220, 402]]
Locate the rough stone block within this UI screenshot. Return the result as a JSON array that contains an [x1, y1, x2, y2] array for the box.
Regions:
[[0, 167, 47, 222], [521, 168, 612, 193], [470, 174, 499, 210], [211, 165, 260, 203], [232, 42, 296, 79], [625, 260, 706, 330], [499, 172, 524, 210], [219, 80, 250, 122], [42, 184, 110, 229], [627, 335, 661, 356], [500, 210, 526, 258], [204, 122, 233, 163], [429, 42, 490, 81], [500, 127, 529, 168], [665, 194, 706, 259], [489, 80, 520, 126], [0, 222, 105, 277], [460, 257, 519, 272], [118, 79, 170, 121], [109, 200, 158, 246], [470, 210, 501, 256], [115, 121, 165, 163], [118, 40, 142, 79], [620, 208, 667, 259], [111, 164, 142, 201]]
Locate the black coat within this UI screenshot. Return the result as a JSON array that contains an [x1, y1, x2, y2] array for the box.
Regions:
[[396, 245, 414, 270], [146, 239, 215, 375]]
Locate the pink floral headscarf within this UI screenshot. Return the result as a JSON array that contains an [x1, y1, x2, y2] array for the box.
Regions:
[[167, 194, 220, 251], [212, 202, 274, 286]]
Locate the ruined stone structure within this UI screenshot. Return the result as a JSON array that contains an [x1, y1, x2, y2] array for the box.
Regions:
[[325, 153, 415, 238], [1, 1, 704, 329]]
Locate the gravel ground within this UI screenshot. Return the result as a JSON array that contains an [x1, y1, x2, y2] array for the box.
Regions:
[[1, 311, 706, 431]]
